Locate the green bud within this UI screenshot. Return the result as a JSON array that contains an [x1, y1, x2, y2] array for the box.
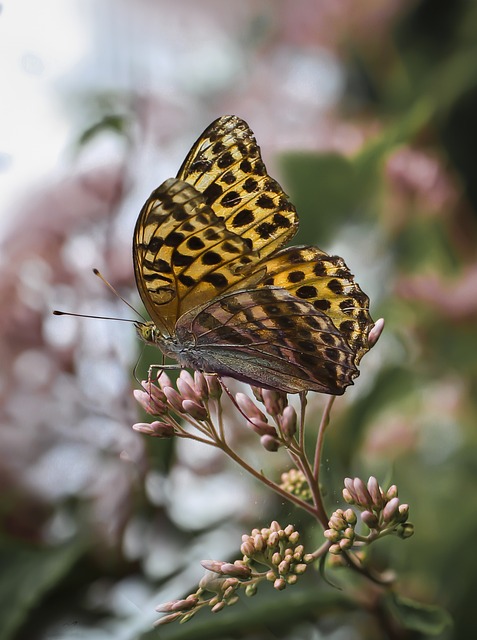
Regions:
[[344, 509, 357, 525]]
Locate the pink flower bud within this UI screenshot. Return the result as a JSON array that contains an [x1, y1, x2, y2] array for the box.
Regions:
[[367, 476, 384, 509], [361, 510, 379, 529], [163, 386, 185, 413], [249, 418, 277, 437], [201, 560, 226, 573], [132, 421, 175, 438], [235, 393, 267, 422], [368, 318, 385, 348], [262, 389, 287, 416], [383, 497, 400, 522], [179, 369, 195, 387], [261, 435, 280, 451], [194, 371, 209, 399], [177, 377, 200, 403], [353, 477, 373, 507], [156, 596, 198, 612], [344, 477, 358, 502], [274, 578, 287, 590], [156, 371, 172, 389], [240, 540, 255, 556], [134, 383, 167, 415], [182, 399, 208, 420], [220, 563, 252, 578], [154, 612, 182, 625], [281, 405, 297, 439]]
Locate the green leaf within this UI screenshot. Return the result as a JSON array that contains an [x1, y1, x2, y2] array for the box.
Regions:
[[388, 593, 453, 635], [0, 538, 84, 640]]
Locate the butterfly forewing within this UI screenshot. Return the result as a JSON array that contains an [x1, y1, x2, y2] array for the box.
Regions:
[[177, 115, 299, 260], [134, 179, 266, 334]]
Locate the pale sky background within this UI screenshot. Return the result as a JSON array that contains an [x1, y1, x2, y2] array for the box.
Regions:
[[0, 1, 88, 222], [0, 0, 346, 238]]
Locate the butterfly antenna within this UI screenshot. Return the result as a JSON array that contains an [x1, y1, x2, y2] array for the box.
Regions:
[[52, 310, 137, 323], [93, 268, 148, 322]]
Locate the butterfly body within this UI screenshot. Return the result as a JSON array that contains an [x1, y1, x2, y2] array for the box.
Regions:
[[133, 116, 374, 395]]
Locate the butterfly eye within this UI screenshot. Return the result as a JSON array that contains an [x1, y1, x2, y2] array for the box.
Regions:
[[136, 322, 155, 344]]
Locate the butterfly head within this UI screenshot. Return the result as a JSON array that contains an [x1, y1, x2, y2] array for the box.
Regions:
[[135, 321, 160, 345]]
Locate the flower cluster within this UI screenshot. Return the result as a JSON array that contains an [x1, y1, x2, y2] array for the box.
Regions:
[[324, 476, 413, 554], [132, 370, 222, 437], [279, 468, 313, 502], [236, 388, 298, 451], [132, 372, 301, 454], [155, 521, 313, 626]]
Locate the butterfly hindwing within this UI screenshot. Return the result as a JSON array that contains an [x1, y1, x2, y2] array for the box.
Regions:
[[176, 287, 358, 395]]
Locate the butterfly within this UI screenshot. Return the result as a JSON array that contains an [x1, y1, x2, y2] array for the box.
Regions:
[[133, 115, 374, 394]]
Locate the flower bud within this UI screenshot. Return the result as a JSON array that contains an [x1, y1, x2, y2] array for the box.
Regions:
[[260, 434, 280, 451], [343, 488, 355, 504], [132, 420, 175, 438], [324, 529, 340, 542], [241, 540, 255, 557], [281, 405, 297, 439], [288, 531, 300, 545], [343, 527, 355, 540], [163, 386, 185, 413], [211, 601, 226, 613], [353, 477, 373, 507], [328, 513, 346, 531], [286, 574, 297, 585], [236, 393, 268, 422], [194, 371, 209, 400], [154, 612, 182, 625], [367, 476, 384, 509], [205, 374, 222, 399], [245, 584, 257, 597], [344, 477, 356, 498], [134, 384, 167, 415], [182, 399, 208, 421], [278, 560, 290, 575], [253, 534, 265, 551], [177, 377, 200, 403], [361, 510, 379, 529], [344, 509, 357, 525], [396, 522, 414, 539], [386, 485, 398, 500], [262, 389, 287, 416], [294, 563, 307, 574], [329, 543, 341, 555], [383, 497, 400, 522], [249, 418, 277, 437], [220, 563, 252, 579], [274, 578, 287, 591], [398, 504, 409, 521], [339, 538, 353, 550], [368, 317, 385, 348], [156, 371, 172, 389], [268, 531, 279, 547]]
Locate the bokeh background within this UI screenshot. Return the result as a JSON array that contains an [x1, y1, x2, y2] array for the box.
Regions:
[[1, 1, 477, 638]]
